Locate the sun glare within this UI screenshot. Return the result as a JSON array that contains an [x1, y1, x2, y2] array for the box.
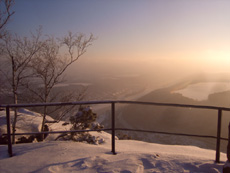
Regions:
[[204, 50, 230, 64]]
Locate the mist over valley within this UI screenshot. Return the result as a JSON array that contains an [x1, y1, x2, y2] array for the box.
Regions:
[[112, 73, 230, 152], [1, 2, 230, 171], [16, 71, 229, 152]]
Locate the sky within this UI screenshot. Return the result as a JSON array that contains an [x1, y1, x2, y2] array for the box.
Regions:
[[6, 0, 230, 82]]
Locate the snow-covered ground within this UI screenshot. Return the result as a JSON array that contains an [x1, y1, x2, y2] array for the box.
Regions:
[[0, 108, 73, 142], [0, 107, 227, 172], [0, 138, 226, 172]]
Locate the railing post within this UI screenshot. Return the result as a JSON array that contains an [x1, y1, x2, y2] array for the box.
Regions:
[[6, 106, 13, 157], [227, 122, 230, 161], [111, 102, 116, 154], [216, 109, 222, 163]]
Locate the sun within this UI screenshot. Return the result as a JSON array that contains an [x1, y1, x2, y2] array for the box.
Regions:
[[203, 49, 230, 64]]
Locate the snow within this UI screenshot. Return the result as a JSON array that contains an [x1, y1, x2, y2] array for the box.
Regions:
[[0, 108, 227, 172], [0, 139, 226, 172], [0, 108, 72, 141]]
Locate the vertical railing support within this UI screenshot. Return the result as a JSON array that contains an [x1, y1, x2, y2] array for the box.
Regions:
[[227, 122, 230, 161], [111, 102, 116, 154], [215, 109, 222, 163], [6, 106, 13, 157]]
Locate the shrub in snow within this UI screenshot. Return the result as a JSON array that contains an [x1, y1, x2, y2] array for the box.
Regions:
[[116, 132, 132, 140], [0, 134, 8, 144], [16, 136, 36, 144], [56, 106, 104, 144]]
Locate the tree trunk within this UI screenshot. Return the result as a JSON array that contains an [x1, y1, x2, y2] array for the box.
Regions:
[[12, 91, 18, 144], [11, 66, 17, 144], [40, 105, 47, 141], [12, 108, 17, 144]]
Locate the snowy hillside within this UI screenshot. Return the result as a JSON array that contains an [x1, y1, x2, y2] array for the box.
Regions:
[[0, 107, 228, 172], [0, 108, 72, 142], [0, 139, 226, 172]]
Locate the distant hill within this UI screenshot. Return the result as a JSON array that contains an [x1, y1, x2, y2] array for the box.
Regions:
[[116, 73, 230, 152]]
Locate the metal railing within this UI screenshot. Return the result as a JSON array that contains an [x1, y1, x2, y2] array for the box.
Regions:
[[1, 100, 230, 163]]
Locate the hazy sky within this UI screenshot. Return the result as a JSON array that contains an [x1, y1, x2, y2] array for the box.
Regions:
[[7, 0, 230, 81]]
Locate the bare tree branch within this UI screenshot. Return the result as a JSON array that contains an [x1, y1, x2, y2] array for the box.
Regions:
[[0, 0, 15, 38], [0, 28, 43, 143], [25, 32, 95, 139]]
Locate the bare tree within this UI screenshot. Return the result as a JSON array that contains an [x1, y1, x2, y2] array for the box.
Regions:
[[45, 87, 88, 122], [26, 32, 94, 140], [0, 0, 15, 38], [0, 0, 14, 92], [0, 29, 42, 143]]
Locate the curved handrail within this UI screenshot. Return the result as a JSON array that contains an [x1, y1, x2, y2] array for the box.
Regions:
[[2, 100, 229, 162], [1, 100, 230, 111]]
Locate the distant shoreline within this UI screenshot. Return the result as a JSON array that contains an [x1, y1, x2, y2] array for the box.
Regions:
[[172, 82, 230, 101]]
